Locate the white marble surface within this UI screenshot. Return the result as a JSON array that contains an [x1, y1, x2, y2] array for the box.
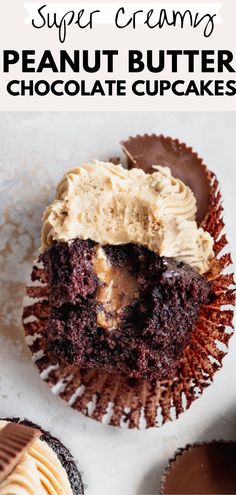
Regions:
[[0, 112, 236, 495]]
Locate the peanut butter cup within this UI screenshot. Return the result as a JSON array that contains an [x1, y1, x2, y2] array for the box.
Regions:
[[121, 134, 211, 224], [161, 442, 236, 495], [0, 423, 41, 483]]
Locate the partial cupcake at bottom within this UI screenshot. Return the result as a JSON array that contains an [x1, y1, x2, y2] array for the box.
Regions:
[[0, 418, 84, 494], [23, 135, 235, 429], [160, 441, 236, 495]]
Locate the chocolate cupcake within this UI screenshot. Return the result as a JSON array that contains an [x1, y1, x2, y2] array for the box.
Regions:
[[0, 419, 84, 494], [40, 162, 212, 381], [160, 442, 236, 494], [23, 136, 235, 429]]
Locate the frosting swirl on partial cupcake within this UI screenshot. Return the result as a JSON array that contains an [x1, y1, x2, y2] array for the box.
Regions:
[[41, 161, 213, 273], [0, 421, 73, 495]]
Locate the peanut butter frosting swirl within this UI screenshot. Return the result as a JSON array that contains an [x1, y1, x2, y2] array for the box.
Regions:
[[0, 421, 73, 495], [41, 161, 214, 273]]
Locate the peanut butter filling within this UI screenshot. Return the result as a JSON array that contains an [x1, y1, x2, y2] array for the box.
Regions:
[[94, 247, 139, 330]]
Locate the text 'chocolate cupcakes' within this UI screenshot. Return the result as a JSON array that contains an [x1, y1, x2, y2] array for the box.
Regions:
[[160, 442, 236, 495], [22, 136, 235, 429]]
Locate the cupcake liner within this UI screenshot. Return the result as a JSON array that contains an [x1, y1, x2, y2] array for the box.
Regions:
[[22, 136, 235, 429], [160, 441, 236, 495]]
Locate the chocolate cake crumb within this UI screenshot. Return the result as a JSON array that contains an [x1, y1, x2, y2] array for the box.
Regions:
[[41, 238, 97, 307], [41, 239, 210, 381]]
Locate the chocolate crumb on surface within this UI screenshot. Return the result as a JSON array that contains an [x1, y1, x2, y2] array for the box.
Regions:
[[108, 156, 121, 165], [41, 239, 210, 381]]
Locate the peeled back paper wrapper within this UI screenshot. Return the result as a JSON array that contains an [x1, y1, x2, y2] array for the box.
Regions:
[[22, 135, 235, 429]]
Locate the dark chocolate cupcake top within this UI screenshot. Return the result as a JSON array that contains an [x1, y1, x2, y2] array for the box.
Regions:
[[161, 442, 236, 495]]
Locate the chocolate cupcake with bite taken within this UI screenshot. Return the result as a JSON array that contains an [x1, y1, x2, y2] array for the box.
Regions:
[[39, 161, 213, 381], [23, 135, 235, 429]]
